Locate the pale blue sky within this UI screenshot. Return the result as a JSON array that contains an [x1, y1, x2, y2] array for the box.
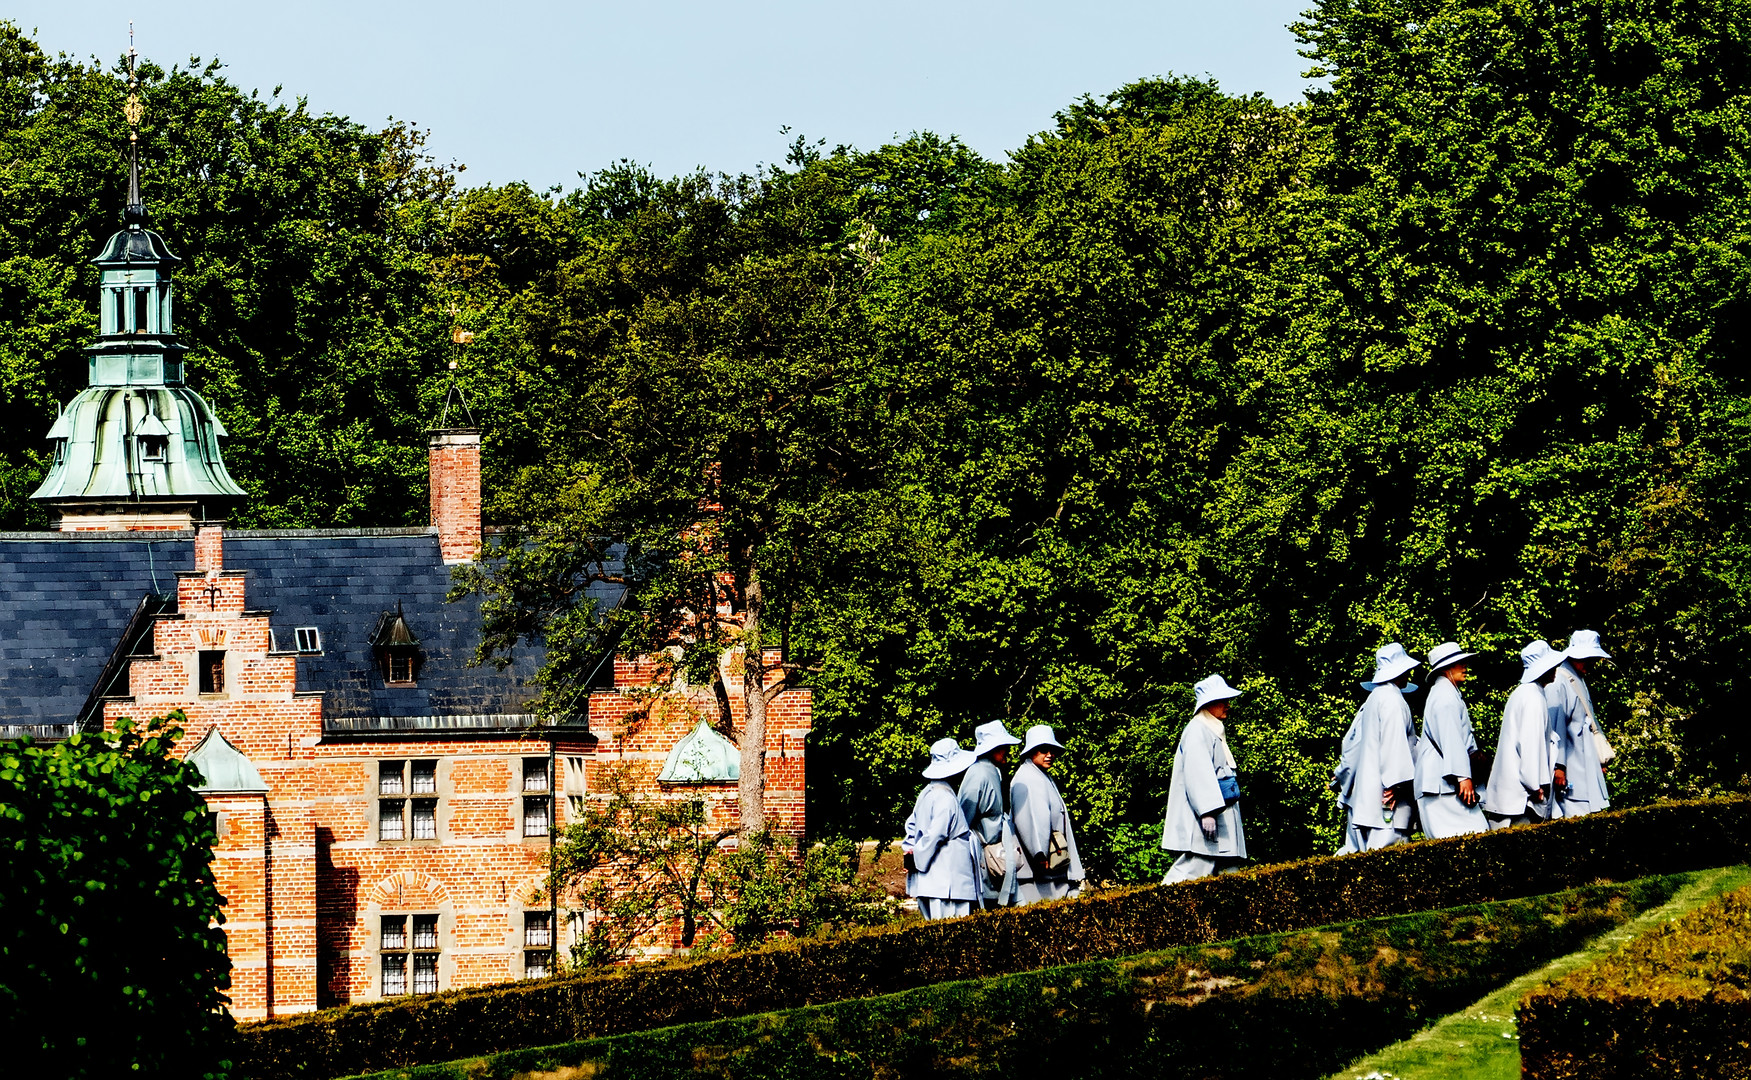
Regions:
[[12, 2, 1314, 189]]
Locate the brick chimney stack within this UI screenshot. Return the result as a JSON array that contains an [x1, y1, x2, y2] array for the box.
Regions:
[[428, 428, 481, 565]]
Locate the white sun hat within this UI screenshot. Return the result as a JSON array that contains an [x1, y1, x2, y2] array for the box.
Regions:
[[1192, 674, 1243, 714], [922, 737, 978, 780], [1565, 629, 1612, 662], [969, 720, 1021, 759], [1360, 642, 1422, 692], [1519, 639, 1567, 684], [1018, 724, 1067, 758], [1426, 641, 1478, 673]]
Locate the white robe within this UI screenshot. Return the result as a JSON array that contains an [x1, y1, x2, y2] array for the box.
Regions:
[[957, 757, 1018, 904], [1343, 685, 1416, 840], [1415, 677, 1486, 838], [1483, 683, 1556, 819], [1548, 662, 1610, 816], [1161, 711, 1247, 860], [1010, 759, 1083, 898], [904, 779, 981, 903]]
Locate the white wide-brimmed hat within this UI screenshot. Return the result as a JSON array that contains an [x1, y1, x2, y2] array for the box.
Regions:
[[1519, 639, 1566, 684], [1565, 629, 1612, 662], [1192, 674, 1243, 714], [970, 720, 1021, 759], [1019, 724, 1066, 758], [921, 737, 978, 780], [1360, 642, 1422, 692], [1426, 641, 1478, 673]]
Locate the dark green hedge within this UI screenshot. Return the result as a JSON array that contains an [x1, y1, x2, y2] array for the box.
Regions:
[[1519, 880, 1751, 1079], [347, 877, 1688, 1080], [240, 796, 1751, 1080]]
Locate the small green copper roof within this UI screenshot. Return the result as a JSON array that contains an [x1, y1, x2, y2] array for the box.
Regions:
[[185, 727, 268, 794], [31, 188, 245, 509], [657, 720, 740, 784]]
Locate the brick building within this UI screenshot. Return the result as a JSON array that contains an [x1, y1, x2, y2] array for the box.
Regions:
[[0, 178, 809, 1020]]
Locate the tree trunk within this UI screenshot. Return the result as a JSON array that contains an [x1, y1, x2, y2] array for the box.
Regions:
[[739, 562, 767, 837]]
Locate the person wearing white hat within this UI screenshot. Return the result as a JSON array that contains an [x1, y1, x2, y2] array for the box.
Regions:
[[1337, 643, 1422, 852], [1160, 675, 1249, 883], [903, 738, 982, 920], [1483, 640, 1565, 828], [958, 720, 1022, 908], [1414, 642, 1487, 839], [1009, 725, 1084, 904], [1547, 630, 1613, 818]]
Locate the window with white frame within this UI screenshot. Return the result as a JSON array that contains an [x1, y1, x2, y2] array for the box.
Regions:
[[379, 760, 440, 842], [381, 913, 440, 996]]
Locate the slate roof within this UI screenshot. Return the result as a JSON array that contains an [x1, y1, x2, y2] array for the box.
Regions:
[[226, 530, 625, 728], [0, 528, 626, 735], [0, 531, 191, 729]]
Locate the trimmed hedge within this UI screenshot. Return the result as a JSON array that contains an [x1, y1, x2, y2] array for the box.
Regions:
[[240, 796, 1751, 1080], [348, 877, 1690, 1080], [1520, 880, 1751, 1078]]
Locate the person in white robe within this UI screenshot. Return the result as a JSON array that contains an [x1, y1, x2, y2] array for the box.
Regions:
[[957, 720, 1020, 908], [1009, 725, 1085, 904], [1483, 640, 1565, 829], [1549, 630, 1612, 818], [1340, 643, 1421, 851], [1161, 675, 1249, 883], [1330, 711, 1365, 854], [1415, 641, 1487, 838], [903, 738, 982, 920]]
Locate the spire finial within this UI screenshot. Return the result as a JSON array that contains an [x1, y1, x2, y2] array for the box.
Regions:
[[123, 24, 145, 225]]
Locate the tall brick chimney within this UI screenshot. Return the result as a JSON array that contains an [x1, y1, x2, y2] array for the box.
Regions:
[[428, 428, 481, 565]]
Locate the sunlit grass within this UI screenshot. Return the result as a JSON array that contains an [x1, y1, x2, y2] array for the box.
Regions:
[[1327, 864, 1751, 1080]]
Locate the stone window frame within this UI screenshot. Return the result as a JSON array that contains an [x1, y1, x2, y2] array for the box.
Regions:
[[524, 911, 553, 978], [380, 912, 442, 996], [521, 757, 551, 838], [378, 760, 442, 844]]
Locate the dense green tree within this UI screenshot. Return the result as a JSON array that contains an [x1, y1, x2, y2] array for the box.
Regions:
[[0, 714, 232, 1078]]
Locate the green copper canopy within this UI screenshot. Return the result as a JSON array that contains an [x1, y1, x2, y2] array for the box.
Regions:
[[658, 720, 741, 784], [185, 726, 269, 793], [30, 203, 245, 510]]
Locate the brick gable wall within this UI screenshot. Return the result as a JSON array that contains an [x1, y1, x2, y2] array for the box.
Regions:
[[102, 526, 809, 1020]]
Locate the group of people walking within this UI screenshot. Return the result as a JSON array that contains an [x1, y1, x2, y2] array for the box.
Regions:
[[901, 630, 1614, 917], [902, 722, 1085, 915], [1334, 631, 1614, 851]]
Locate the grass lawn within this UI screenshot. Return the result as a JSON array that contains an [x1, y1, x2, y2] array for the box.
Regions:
[[1325, 863, 1751, 1080]]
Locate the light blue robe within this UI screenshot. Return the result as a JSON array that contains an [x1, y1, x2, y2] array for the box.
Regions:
[[1010, 759, 1083, 899], [1548, 662, 1610, 816], [957, 757, 1018, 904], [1343, 685, 1416, 842], [904, 779, 980, 904], [1415, 677, 1486, 838], [1483, 683, 1555, 819], [1161, 713, 1247, 859], [1332, 713, 1365, 853]]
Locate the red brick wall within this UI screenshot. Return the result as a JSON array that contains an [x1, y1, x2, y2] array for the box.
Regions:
[[102, 525, 811, 1020]]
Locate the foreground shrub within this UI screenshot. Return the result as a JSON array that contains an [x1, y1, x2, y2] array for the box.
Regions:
[[1519, 881, 1751, 1078], [237, 797, 1751, 1079], [348, 876, 1689, 1079], [0, 715, 233, 1078]]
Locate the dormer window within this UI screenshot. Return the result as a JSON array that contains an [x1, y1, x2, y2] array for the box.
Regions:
[[139, 435, 167, 462], [52, 438, 66, 465], [370, 603, 422, 688]]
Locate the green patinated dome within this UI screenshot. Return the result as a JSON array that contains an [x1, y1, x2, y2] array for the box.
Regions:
[[658, 720, 741, 784], [185, 726, 268, 793], [31, 203, 245, 510]]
